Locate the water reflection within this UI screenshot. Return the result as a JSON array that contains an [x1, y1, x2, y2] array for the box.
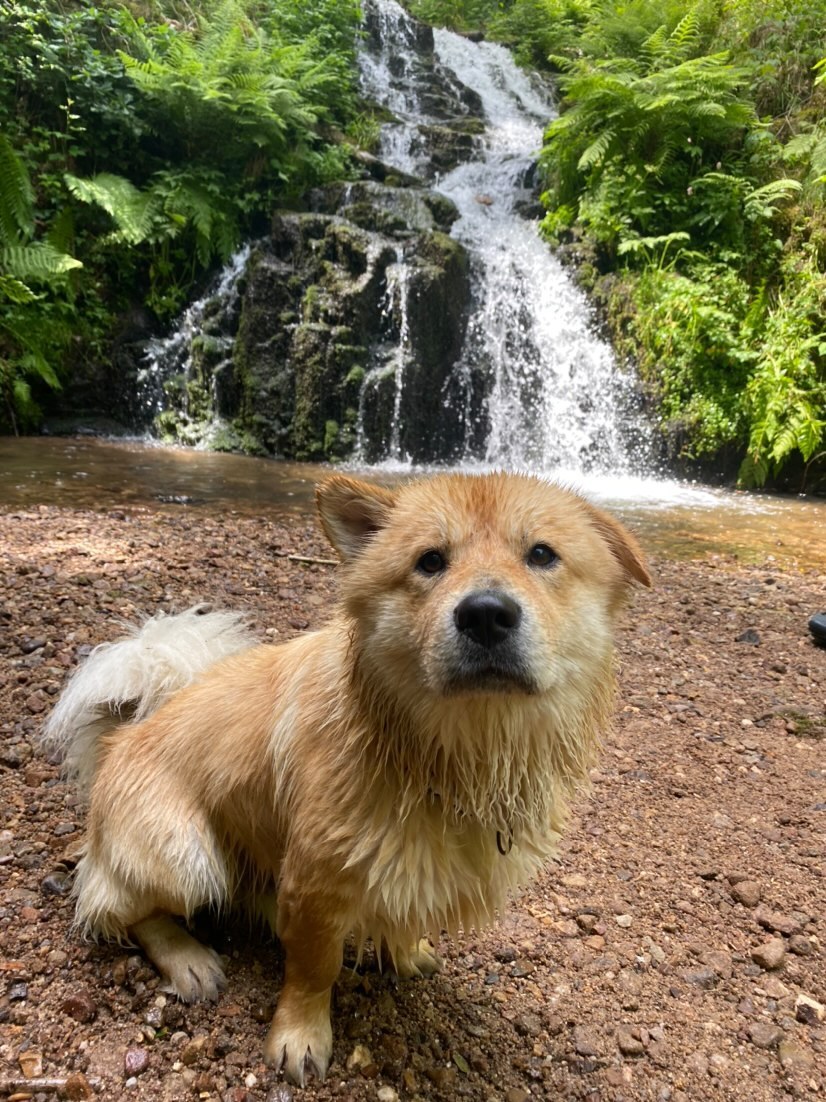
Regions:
[[1, 436, 823, 567]]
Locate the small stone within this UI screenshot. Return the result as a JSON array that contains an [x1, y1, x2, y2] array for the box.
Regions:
[[347, 1044, 374, 1072], [9, 982, 28, 1001], [795, 994, 825, 1025], [505, 1090, 530, 1102], [425, 1066, 458, 1089], [788, 934, 813, 956], [181, 1036, 206, 1066], [62, 989, 98, 1024], [18, 1051, 43, 1078], [124, 1047, 150, 1077], [752, 939, 786, 971], [761, 976, 791, 999], [778, 1039, 814, 1073], [514, 1013, 542, 1037], [701, 950, 733, 980], [617, 1028, 645, 1056], [748, 1022, 783, 1049], [265, 1087, 294, 1102], [576, 913, 599, 933], [615, 914, 633, 928], [730, 880, 761, 907], [573, 1026, 601, 1057], [755, 907, 803, 937], [682, 968, 717, 989], [377, 1088, 399, 1102], [606, 1066, 633, 1087]]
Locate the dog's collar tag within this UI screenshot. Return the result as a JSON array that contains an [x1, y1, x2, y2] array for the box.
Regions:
[[496, 829, 513, 856]]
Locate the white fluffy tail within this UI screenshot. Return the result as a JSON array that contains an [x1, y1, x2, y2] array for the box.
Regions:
[[43, 605, 256, 794]]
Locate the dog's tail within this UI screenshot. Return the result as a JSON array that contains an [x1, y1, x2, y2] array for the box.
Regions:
[[43, 605, 256, 793]]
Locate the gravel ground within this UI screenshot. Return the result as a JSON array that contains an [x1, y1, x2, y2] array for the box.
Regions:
[[1, 502, 824, 1102]]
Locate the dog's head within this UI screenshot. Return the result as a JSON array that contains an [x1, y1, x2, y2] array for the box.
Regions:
[[316, 472, 650, 703]]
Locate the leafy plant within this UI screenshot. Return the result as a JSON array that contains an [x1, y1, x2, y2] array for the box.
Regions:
[[0, 134, 81, 432]]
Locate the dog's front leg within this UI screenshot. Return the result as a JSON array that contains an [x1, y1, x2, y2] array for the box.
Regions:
[[264, 886, 345, 1085]]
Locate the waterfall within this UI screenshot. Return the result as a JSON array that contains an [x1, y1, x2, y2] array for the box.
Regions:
[[358, 0, 653, 477], [136, 244, 251, 436]]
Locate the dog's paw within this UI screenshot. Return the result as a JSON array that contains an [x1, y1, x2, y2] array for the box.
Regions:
[[263, 1004, 333, 1086], [160, 942, 226, 1003], [393, 937, 443, 979]]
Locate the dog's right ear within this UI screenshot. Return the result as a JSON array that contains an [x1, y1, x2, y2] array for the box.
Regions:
[[316, 476, 397, 562]]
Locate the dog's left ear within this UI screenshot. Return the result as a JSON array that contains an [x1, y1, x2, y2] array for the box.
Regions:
[[316, 476, 397, 561], [585, 503, 652, 588]]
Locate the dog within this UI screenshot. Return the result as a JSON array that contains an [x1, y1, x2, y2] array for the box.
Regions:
[[44, 471, 650, 1084]]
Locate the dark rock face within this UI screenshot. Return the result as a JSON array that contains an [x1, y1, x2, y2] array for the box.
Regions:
[[156, 180, 471, 461]]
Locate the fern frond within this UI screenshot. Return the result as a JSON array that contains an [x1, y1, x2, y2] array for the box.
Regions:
[[0, 135, 35, 245]]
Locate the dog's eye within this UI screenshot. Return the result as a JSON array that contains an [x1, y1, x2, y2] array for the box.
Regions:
[[416, 549, 447, 575], [527, 543, 558, 568]]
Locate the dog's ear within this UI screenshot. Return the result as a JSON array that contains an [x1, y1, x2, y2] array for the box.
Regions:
[[316, 476, 397, 561], [584, 503, 652, 588]]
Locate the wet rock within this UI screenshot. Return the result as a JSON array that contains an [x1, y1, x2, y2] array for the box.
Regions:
[[751, 939, 786, 971]]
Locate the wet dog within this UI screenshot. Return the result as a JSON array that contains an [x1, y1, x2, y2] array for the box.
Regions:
[[44, 472, 650, 1084]]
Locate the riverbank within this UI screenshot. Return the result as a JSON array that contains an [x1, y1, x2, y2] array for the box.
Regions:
[[1, 503, 824, 1101]]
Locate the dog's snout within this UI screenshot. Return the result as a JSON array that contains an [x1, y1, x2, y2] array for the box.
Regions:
[[454, 590, 522, 649]]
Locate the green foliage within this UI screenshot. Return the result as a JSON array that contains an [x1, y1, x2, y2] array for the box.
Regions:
[[514, 0, 826, 485], [0, 0, 363, 428], [0, 135, 81, 432]]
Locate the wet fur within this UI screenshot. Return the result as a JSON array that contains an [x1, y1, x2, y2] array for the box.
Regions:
[[44, 472, 650, 1084]]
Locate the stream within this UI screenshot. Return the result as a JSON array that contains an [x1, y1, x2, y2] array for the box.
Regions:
[[2, 436, 823, 568]]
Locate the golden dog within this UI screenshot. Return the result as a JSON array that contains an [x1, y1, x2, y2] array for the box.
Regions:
[[44, 472, 650, 1084]]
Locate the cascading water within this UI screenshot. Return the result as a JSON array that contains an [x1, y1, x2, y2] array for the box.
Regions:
[[137, 243, 251, 436], [358, 0, 654, 477]]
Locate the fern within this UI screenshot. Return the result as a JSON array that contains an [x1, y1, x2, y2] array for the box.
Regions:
[[0, 134, 34, 244]]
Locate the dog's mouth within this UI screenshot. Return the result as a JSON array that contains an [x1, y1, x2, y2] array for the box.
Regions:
[[440, 656, 539, 696]]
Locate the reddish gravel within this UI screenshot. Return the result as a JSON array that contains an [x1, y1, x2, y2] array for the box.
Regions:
[[1, 503, 824, 1102]]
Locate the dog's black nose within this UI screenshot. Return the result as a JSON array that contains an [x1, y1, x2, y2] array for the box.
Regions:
[[454, 591, 522, 649]]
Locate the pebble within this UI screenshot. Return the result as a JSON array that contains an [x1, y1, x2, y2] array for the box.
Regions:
[[265, 1088, 294, 1102], [347, 1044, 374, 1072], [62, 989, 98, 1023], [788, 934, 813, 956], [505, 1090, 530, 1102], [615, 913, 633, 928], [795, 994, 825, 1025], [748, 1022, 783, 1049], [617, 1027, 645, 1056], [755, 907, 802, 937], [124, 1047, 150, 1076], [751, 939, 786, 971], [573, 1026, 601, 1057], [376, 1089, 398, 1102], [730, 879, 761, 907]]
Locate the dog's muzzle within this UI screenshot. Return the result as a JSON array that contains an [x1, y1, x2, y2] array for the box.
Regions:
[[446, 589, 535, 693]]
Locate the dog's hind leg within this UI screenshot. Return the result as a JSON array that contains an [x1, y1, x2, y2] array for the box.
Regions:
[[132, 914, 226, 1002]]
